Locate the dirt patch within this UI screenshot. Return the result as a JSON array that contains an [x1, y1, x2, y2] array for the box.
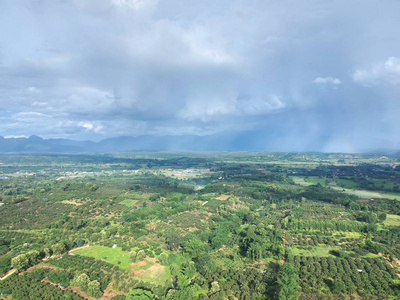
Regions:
[[131, 257, 160, 276], [357, 199, 370, 203], [104, 213, 117, 217], [0, 268, 16, 280], [216, 195, 229, 201], [69, 285, 97, 300], [133, 262, 165, 277], [68, 245, 90, 254], [145, 220, 161, 231], [62, 200, 83, 206], [133, 260, 147, 267], [131, 257, 157, 268], [101, 284, 123, 300]]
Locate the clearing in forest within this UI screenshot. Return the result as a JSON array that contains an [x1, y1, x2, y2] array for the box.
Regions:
[[291, 246, 340, 257], [62, 200, 83, 206], [74, 245, 131, 269], [383, 214, 400, 227], [118, 192, 152, 207], [131, 257, 171, 286], [292, 176, 392, 199]]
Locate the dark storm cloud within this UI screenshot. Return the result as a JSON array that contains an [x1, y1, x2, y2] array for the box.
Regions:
[[0, 0, 399, 150]]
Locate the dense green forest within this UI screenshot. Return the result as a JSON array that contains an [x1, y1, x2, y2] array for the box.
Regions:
[[1, 152, 400, 299]]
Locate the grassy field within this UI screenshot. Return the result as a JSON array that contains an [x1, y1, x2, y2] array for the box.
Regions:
[[138, 266, 171, 286], [131, 257, 171, 286], [292, 177, 316, 186], [292, 176, 399, 199], [118, 192, 150, 207], [290, 246, 340, 257], [383, 214, 400, 227], [119, 199, 139, 207], [74, 245, 131, 269], [339, 188, 383, 199], [380, 192, 400, 200]]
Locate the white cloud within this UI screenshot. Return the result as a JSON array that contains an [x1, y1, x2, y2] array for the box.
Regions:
[[178, 95, 285, 122], [353, 57, 400, 86], [313, 77, 341, 85], [12, 112, 51, 120], [1, 0, 400, 149], [32, 101, 48, 107], [78, 121, 104, 133], [27, 87, 40, 94], [238, 95, 286, 115], [111, 0, 158, 10], [73, 0, 158, 17], [385, 57, 400, 73], [3, 135, 28, 139], [64, 86, 115, 114]]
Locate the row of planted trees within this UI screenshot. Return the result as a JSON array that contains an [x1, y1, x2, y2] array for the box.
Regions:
[[10, 242, 67, 271], [292, 254, 399, 297]]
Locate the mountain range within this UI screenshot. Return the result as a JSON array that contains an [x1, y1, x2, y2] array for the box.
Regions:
[[0, 134, 399, 154], [0, 133, 269, 153]]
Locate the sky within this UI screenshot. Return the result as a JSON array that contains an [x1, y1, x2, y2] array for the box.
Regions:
[[0, 0, 400, 152]]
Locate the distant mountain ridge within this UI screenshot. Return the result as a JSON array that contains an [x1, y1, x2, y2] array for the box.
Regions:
[[0, 134, 250, 152], [0, 134, 399, 154]]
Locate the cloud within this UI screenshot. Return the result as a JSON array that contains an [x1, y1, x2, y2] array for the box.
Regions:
[[353, 57, 400, 86], [178, 95, 285, 122], [0, 0, 400, 150], [27, 87, 41, 94], [12, 112, 50, 119], [73, 0, 158, 15], [78, 121, 104, 133], [111, 0, 157, 10], [313, 77, 341, 85]]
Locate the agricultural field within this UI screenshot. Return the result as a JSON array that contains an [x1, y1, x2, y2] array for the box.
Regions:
[[1, 152, 400, 299]]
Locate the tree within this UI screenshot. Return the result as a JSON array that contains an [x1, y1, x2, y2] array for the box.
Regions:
[[74, 273, 90, 291], [183, 238, 208, 258], [126, 288, 153, 300], [158, 252, 168, 265], [183, 261, 196, 280], [378, 213, 387, 222], [43, 247, 52, 258], [277, 263, 298, 300], [136, 250, 146, 261], [88, 280, 102, 298], [47, 269, 71, 286], [11, 254, 29, 271], [75, 238, 85, 247], [149, 193, 161, 202], [211, 281, 220, 293], [11, 250, 40, 271], [331, 279, 346, 294], [165, 232, 180, 251], [130, 251, 138, 263], [51, 243, 66, 255]]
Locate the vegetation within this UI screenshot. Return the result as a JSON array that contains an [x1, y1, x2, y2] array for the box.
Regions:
[[1, 152, 400, 299]]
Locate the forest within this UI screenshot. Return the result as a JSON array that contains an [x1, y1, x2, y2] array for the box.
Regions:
[[0, 152, 400, 299]]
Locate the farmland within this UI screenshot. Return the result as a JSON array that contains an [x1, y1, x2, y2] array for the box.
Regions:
[[1, 152, 400, 299]]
